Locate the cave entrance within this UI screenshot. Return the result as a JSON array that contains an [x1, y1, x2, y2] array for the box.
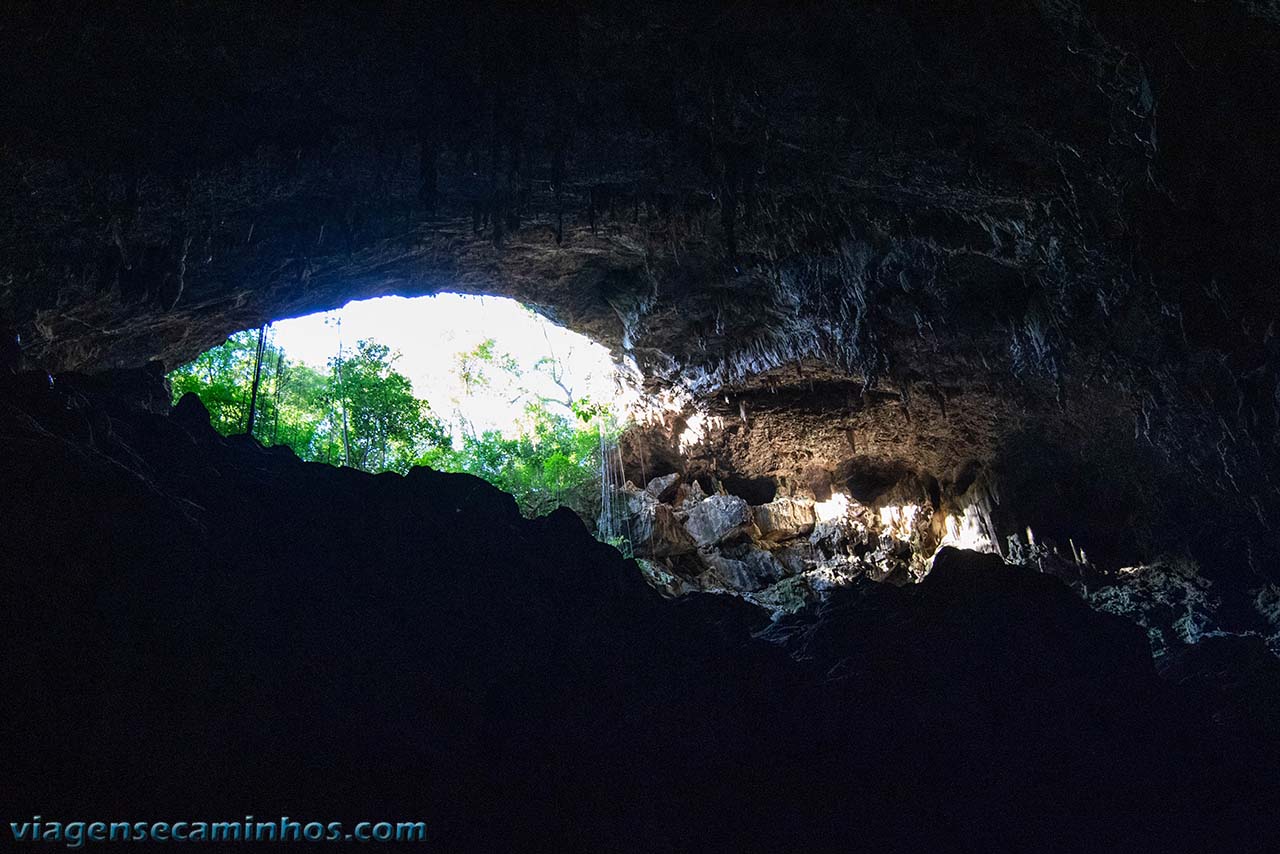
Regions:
[[165, 294, 1054, 612], [168, 293, 636, 529]]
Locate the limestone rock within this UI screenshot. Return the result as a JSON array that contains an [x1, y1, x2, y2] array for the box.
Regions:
[[702, 547, 784, 592], [748, 559, 870, 614], [810, 518, 853, 557], [621, 485, 697, 558], [752, 496, 816, 542], [774, 542, 821, 575], [622, 484, 658, 515], [1087, 557, 1221, 658], [684, 494, 756, 547], [730, 543, 789, 581], [676, 480, 707, 512], [644, 472, 681, 503], [634, 558, 697, 598], [634, 504, 698, 558]]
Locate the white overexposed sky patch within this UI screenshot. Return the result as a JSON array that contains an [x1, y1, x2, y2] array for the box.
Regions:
[[267, 293, 627, 437]]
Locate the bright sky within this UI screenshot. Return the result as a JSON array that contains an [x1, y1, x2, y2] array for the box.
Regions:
[[268, 293, 626, 436]]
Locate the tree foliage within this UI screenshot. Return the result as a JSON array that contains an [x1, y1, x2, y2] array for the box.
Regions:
[[426, 337, 619, 521], [428, 401, 608, 519], [328, 340, 451, 473], [169, 328, 620, 524], [170, 331, 450, 475]]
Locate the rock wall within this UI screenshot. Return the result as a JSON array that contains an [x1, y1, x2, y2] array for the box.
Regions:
[[618, 464, 1280, 656], [5, 4, 1280, 845], [622, 474, 936, 604]]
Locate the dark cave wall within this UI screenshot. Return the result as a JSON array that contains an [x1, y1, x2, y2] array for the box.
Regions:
[[4, 356, 1278, 852], [1, 0, 1277, 578], [4, 7, 1280, 846]]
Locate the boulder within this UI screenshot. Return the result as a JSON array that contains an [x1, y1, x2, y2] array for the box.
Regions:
[[701, 555, 756, 590], [634, 504, 699, 558], [774, 542, 820, 575], [684, 494, 756, 546], [622, 484, 658, 515], [644, 472, 681, 503], [752, 496, 816, 542], [676, 479, 707, 511], [702, 547, 784, 592], [620, 485, 697, 558], [810, 518, 853, 557], [739, 547, 788, 586], [634, 558, 697, 598]]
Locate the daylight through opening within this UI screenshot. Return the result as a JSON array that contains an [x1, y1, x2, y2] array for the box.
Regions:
[[168, 293, 638, 550]]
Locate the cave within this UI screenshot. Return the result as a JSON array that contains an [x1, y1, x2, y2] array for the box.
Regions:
[[3, 3, 1280, 851]]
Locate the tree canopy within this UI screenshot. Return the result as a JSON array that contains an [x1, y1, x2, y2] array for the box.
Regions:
[[168, 327, 621, 526]]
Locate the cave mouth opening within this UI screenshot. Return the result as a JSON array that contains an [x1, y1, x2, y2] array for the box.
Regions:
[[160, 295, 1207, 646], [167, 292, 639, 533], [162, 288, 1011, 608], [122, 288, 1280, 657]]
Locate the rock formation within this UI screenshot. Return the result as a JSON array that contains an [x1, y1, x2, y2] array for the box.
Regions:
[[621, 473, 920, 605], [3, 2, 1280, 849], [3, 1, 1278, 591], [2, 368, 1278, 851]]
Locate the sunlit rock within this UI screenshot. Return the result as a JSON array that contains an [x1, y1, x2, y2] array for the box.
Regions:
[[813, 491, 852, 522], [684, 494, 758, 547], [938, 502, 999, 554], [752, 496, 817, 542], [675, 480, 707, 511], [644, 472, 681, 503], [809, 517, 857, 558], [620, 484, 698, 558]]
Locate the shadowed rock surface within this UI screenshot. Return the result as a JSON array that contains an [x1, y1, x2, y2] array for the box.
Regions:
[[1, 369, 1277, 852], [3, 2, 1280, 850]]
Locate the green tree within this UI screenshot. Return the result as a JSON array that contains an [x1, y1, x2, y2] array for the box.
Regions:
[[171, 326, 626, 534], [432, 338, 621, 521], [169, 330, 264, 434], [271, 361, 336, 461], [326, 340, 450, 473], [170, 332, 450, 475], [453, 338, 520, 397]]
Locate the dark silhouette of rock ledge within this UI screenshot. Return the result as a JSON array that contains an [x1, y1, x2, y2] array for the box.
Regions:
[[1, 372, 1276, 853]]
